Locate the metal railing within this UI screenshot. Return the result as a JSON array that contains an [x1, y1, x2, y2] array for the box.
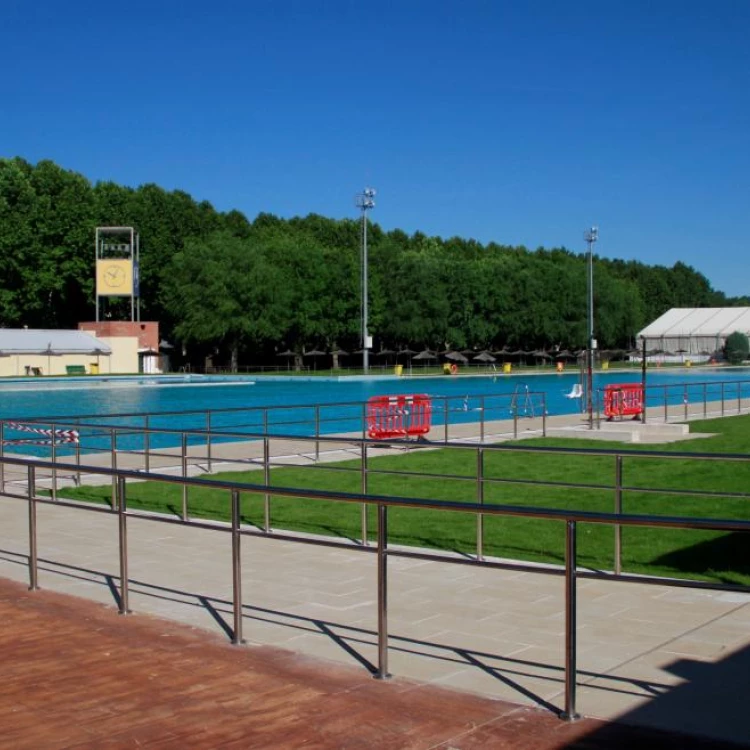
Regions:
[[2, 449, 749, 721], [1, 390, 548, 460], [4, 418, 750, 570]]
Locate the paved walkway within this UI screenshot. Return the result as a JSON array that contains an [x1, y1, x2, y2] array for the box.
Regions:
[[1, 493, 749, 745], [1, 407, 749, 746], [1, 577, 737, 750]]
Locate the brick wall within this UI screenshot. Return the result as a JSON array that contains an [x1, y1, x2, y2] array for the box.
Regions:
[[79, 321, 159, 351]]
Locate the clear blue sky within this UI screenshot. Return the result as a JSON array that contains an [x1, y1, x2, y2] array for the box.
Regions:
[[2, 0, 748, 296]]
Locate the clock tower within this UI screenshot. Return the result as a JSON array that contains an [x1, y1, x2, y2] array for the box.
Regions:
[[95, 226, 140, 323]]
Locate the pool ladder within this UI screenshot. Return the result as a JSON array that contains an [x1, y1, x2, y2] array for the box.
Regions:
[[510, 383, 536, 418]]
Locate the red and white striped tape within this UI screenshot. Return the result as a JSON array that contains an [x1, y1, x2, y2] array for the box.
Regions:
[[5, 422, 79, 443]]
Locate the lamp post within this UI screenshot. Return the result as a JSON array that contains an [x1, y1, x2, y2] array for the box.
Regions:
[[584, 226, 598, 428], [356, 187, 376, 374]]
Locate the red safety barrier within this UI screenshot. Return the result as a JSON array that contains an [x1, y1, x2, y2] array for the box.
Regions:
[[604, 383, 644, 420], [367, 394, 432, 439]]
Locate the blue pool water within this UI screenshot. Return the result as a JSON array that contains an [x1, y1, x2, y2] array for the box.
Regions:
[[1, 368, 749, 455]]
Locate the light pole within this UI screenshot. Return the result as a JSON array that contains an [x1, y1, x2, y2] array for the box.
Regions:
[[584, 226, 598, 428], [356, 187, 376, 373]]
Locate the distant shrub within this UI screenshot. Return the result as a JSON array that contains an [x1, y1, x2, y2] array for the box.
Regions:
[[724, 331, 750, 365]]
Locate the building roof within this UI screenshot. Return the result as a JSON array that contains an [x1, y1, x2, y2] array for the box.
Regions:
[[637, 308, 750, 338], [0, 329, 112, 355]]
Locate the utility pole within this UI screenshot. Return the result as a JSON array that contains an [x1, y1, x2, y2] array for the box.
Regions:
[[355, 188, 376, 373], [584, 226, 598, 428]]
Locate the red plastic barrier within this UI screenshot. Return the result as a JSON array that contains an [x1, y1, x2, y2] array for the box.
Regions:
[[367, 394, 432, 439], [604, 383, 644, 420]]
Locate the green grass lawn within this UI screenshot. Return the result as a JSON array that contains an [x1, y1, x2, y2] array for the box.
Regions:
[[59, 413, 750, 586]]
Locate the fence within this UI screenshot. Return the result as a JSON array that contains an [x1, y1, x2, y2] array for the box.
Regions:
[[1, 444, 749, 721]]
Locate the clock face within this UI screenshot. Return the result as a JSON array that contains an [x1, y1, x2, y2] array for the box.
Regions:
[[97, 259, 133, 296], [104, 265, 126, 287]]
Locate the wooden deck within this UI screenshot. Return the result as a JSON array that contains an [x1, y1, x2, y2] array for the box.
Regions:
[[0, 578, 740, 750]]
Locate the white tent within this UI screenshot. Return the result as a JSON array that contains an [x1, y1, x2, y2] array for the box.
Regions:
[[637, 308, 750, 356]]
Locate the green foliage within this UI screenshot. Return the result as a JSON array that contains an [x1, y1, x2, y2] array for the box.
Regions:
[[724, 331, 749, 365], [0, 156, 742, 364]]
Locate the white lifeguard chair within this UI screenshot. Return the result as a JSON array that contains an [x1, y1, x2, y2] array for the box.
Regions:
[[565, 382, 583, 399]]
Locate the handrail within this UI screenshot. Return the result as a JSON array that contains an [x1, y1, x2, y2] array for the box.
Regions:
[[10, 417, 750, 462], [4, 454, 750, 533], [3, 450, 750, 721]]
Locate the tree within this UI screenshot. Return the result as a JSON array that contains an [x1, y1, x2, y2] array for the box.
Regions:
[[724, 331, 749, 365], [162, 232, 291, 369]]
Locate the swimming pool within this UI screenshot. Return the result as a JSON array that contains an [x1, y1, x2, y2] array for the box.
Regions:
[[1, 368, 749, 455]]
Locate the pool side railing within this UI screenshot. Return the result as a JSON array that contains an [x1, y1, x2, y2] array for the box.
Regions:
[[3, 422, 750, 579], [2, 450, 750, 722]]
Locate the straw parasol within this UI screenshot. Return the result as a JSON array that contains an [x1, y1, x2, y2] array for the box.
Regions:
[[473, 351, 496, 363]]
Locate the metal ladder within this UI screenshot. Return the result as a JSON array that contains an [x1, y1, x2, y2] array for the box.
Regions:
[[510, 383, 535, 418]]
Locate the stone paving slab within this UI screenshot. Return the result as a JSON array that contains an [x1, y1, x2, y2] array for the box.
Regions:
[[2, 406, 750, 744], [1, 495, 749, 745]]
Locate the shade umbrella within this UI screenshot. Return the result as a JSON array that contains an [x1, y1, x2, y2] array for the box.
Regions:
[[374, 349, 396, 356], [413, 349, 436, 360], [445, 351, 469, 363], [330, 348, 349, 356], [398, 348, 417, 356], [473, 351, 496, 363], [555, 349, 574, 359], [460, 348, 475, 356], [277, 348, 296, 370], [532, 350, 551, 359]]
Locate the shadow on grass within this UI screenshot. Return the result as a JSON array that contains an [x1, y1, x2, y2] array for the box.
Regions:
[[651, 532, 750, 585]]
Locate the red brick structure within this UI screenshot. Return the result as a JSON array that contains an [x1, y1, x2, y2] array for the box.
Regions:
[[78, 321, 159, 352]]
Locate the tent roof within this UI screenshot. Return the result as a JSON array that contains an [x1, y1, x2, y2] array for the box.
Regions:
[[637, 308, 750, 338], [0, 329, 112, 355]]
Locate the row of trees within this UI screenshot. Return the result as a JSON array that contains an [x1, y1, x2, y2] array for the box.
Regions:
[[1, 157, 745, 368]]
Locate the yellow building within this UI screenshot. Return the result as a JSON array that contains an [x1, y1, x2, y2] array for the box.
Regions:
[[0, 329, 124, 377]]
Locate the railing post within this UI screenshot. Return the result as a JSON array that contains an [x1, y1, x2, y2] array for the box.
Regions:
[[231, 488, 244, 645], [663, 385, 668, 423], [75, 433, 81, 486], [561, 520, 579, 721], [444, 398, 449, 444], [50, 422, 57, 502], [0, 422, 5, 494], [703, 383, 707, 419], [480, 395, 485, 443], [738, 383, 742, 415], [513, 406, 518, 440], [614, 455, 623, 576], [721, 382, 725, 416], [117, 476, 130, 615], [181, 433, 188, 521], [315, 405, 321, 462], [542, 393, 547, 437], [206, 411, 212, 473], [683, 385, 689, 421], [144, 415, 150, 473], [110, 428, 117, 509], [263, 437, 271, 533], [361, 440, 369, 546], [28, 466, 38, 591], [476, 448, 484, 561], [596, 389, 602, 430], [374, 503, 390, 680]]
